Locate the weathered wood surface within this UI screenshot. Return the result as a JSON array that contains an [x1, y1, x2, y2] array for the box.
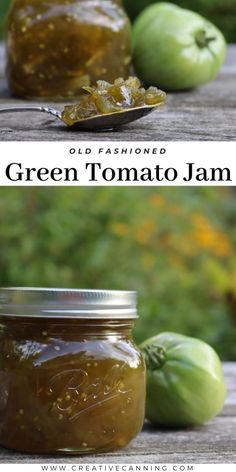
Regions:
[[0, 363, 235, 464], [0, 44, 235, 141]]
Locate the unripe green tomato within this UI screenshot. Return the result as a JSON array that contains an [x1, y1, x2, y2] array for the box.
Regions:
[[140, 332, 226, 427], [132, 2, 226, 91]]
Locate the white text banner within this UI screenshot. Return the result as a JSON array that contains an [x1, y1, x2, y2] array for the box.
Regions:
[[0, 142, 235, 186]]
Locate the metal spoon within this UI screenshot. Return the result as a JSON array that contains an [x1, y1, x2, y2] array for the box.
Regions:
[[0, 103, 162, 131]]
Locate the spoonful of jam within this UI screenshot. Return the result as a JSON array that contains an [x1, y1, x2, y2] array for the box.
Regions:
[[0, 77, 166, 131]]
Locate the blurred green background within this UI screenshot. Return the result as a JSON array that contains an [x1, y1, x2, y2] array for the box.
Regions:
[[0, 187, 236, 360], [123, 0, 236, 42], [0, 0, 8, 37], [1, 1, 236, 41]]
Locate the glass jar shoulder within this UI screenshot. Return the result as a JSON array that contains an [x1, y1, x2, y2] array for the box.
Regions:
[[0, 330, 144, 371], [7, 0, 129, 29]]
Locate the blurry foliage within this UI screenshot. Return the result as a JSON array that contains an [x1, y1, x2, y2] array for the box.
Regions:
[[124, 0, 236, 42], [0, 0, 8, 37], [0, 187, 236, 360], [1, 1, 236, 41]]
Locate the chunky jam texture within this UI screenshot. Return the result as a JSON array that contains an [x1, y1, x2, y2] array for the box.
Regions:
[[62, 77, 166, 125], [6, 0, 131, 99], [0, 319, 145, 454]]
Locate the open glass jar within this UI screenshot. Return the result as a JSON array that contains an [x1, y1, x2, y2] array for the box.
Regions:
[[0, 288, 145, 454], [6, 0, 132, 99]]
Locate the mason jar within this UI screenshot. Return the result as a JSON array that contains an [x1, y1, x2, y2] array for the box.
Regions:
[[6, 0, 132, 99], [0, 288, 145, 454]]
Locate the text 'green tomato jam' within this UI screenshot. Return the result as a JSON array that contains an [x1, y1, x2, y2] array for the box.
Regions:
[[62, 77, 166, 125], [6, 0, 131, 99], [0, 288, 146, 454]]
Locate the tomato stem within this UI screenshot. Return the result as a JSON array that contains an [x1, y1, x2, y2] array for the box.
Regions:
[[195, 30, 216, 48], [142, 344, 166, 370]]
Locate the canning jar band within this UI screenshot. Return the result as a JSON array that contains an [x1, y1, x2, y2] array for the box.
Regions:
[[0, 288, 138, 319]]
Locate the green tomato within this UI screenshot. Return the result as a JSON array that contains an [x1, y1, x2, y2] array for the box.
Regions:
[[132, 2, 226, 91], [140, 332, 226, 427]]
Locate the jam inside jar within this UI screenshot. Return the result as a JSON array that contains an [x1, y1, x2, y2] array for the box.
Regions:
[[6, 0, 132, 99], [0, 288, 145, 454]]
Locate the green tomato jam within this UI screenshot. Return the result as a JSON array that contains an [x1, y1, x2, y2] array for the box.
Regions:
[[0, 288, 145, 454], [62, 77, 166, 125], [6, 0, 132, 99]]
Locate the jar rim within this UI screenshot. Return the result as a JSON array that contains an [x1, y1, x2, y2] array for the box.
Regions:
[[0, 287, 137, 319]]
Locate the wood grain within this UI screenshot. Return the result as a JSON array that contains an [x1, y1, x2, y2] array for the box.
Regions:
[[0, 45, 235, 141], [0, 363, 235, 464]]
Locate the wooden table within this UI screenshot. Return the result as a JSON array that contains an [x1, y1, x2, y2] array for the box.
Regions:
[[0, 44, 236, 141], [0, 363, 235, 464]]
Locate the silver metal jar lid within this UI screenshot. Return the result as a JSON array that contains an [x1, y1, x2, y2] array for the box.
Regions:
[[0, 287, 137, 319]]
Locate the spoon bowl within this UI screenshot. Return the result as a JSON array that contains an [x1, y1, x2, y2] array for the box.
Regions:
[[0, 103, 163, 131], [68, 105, 160, 130]]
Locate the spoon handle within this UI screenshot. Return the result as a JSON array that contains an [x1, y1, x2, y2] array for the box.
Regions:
[[0, 106, 62, 120]]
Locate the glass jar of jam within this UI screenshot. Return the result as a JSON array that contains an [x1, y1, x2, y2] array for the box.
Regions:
[[0, 288, 145, 454], [6, 0, 132, 99]]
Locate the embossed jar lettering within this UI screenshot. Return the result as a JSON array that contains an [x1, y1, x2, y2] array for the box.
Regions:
[[46, 363, 131, 422]]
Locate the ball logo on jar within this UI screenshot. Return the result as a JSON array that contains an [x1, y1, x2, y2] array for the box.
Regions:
[[46, 363, 132, 421]]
